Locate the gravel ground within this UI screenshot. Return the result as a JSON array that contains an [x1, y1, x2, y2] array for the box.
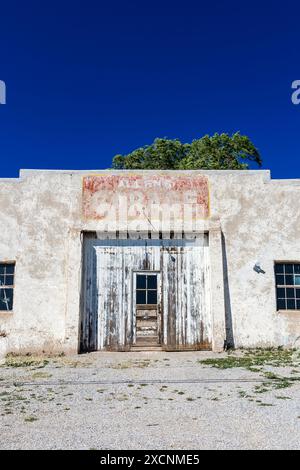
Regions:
[[0, 351, 299, 450]]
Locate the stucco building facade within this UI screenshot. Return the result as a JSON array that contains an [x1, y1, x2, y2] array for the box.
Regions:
[[0, 169, 299, 357]]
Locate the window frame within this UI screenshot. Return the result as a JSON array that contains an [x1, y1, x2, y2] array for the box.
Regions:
[[135, 273, 158, 306], [0, 262, 15, 312], [274, 261, 300, 312]]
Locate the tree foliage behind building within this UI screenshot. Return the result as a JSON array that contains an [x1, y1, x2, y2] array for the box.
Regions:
[[112, 132, 262, 170]]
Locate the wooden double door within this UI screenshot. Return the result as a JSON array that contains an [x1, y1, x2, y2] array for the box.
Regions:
[[80, 236, 211, 352]]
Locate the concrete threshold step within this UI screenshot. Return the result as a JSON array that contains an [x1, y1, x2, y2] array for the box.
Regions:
[[130, 346, 162, 351]]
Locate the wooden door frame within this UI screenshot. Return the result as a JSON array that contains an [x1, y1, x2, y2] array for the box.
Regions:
[[132, 270, 161, 346]]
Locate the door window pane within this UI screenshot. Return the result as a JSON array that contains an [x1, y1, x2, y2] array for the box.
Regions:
[[147, 290, 157, 304], [147, 276, 157, 289], [136, 275, 146, 289], [136, 290, 146, 304], [136, 273, 158, 305]]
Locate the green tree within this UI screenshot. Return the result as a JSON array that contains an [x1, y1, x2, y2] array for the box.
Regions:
[[112, 133, 261, 170]]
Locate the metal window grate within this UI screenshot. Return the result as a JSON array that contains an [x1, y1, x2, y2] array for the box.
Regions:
[[275, 262, 300, 310], [0, 263, 15, 311]]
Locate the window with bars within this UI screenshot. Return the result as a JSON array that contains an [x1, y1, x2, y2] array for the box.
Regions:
[[0, 263, 15, 311], [275, 263, 300, 310], [136, 274, 158, 305]]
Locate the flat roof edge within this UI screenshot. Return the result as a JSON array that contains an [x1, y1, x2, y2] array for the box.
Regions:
[[19, 168, 272, 177], [1, 169, 300, 185], [0, 177, 21, 183]]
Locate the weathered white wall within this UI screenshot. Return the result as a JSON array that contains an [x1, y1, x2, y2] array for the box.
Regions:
[[0, 169, 299, 356]]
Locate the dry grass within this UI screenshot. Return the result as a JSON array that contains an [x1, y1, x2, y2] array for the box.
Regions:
[[110, 359, 152, 369], [5, 354, 49, 368], [3, 352, 91, 369], [198, 348, 296, 370]]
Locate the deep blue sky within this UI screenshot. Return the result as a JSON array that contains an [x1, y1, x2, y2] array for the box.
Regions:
[[1, 1, 300, 178]]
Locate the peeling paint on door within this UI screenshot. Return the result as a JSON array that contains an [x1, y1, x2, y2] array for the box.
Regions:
[[80, 234, 211, 352]]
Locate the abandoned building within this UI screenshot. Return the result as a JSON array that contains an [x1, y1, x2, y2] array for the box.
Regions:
[[0, 169, 300, 357]]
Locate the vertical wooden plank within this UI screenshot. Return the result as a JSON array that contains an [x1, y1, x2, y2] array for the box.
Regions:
[[124, 245, 134, 346], [80, 236, 99, 352], [160, 237, 212, 350], [96, 246, 107, 350], [161, 246, 177, 348], [88, 243, 98, 351], [79, 237, 89, 352]]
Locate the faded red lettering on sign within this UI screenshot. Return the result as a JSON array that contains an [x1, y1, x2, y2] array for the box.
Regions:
[[82, 174, 209, 222]]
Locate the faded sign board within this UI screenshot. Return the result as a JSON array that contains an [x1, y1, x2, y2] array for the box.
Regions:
[[82, 174, 209, 233]]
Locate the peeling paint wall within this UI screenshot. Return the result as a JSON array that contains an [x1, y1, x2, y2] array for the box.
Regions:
[[0, 169, 300, 356]]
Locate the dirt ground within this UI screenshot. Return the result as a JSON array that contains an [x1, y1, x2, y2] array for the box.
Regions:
[[0, 349, 300, 450]]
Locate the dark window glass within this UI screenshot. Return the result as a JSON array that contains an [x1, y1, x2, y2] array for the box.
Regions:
[[275, 263, 300, 310], [0, 288, 13, 311], [0, 274, 14, 286], [285, 264, 293, 274], [277, 298, 286, 310], [0, 263, 14, 275], [136, 275, 146, 289], [294, 275, 300, 286], [287, 299, 296, 310], [147, 276, 157, 289], [136, 273, 158, 305], [285, 275, 294, 286], [147, 290, 157, 304], [0, 263, 15, 311], [286, 288, 295, 298], [275, 264, 284, 274], [136, 290, 146, 304], [276, 287, 285, 298], [276, 274, 284, 285]]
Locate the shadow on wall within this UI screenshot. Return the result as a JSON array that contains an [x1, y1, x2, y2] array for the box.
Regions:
[[221, 232, 235, 349], [80, 233, 99, 353]]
